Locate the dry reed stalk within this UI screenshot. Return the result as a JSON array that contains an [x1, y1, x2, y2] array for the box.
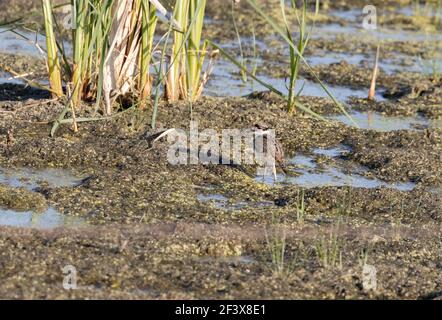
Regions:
[[103, 0, 144, 114], [368, 44, 381, 101]]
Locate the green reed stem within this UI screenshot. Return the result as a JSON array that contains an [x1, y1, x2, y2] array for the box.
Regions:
[[42, 0, 63, 97], [140, 0, 158, 108]]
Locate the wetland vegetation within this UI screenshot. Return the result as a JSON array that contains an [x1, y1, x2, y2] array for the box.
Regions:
[[0, 0, 441, 300]]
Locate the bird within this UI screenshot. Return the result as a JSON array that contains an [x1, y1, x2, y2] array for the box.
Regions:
[[139, 128, 177, 150], [252, 122, 287, 179]]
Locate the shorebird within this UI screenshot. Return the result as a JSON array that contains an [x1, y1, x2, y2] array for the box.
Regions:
[[140, 128, 177, 150], [253, 122, 287, 179]]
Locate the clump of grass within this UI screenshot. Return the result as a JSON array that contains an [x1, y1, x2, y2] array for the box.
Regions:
[[412, 0, 442, 27], [281, 0, 318, 113], [165, 0, 214, 102], [335, 187, 352, 216], [265, 219, 297, 277], [357, 247, 372, 268], [41, 0, 63, 98], [315, 230, 343, 270], [214, 0, 355, 124]]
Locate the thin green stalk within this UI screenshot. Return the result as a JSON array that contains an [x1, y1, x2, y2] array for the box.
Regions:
[[187, 0, 207, 101], [71, 0, 89, 107], [245, 0, 357, 126], [167, 0, 189, 102], [232, 1, 247, 83], [139, 0, 158, 109], [42, 0, 63, 97], [282, 0, 317, 113]]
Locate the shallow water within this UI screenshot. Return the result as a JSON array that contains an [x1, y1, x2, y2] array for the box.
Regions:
[[0, 207, 84, 229], [0, 167, 83, 190], [329, 111, 442, 131], [0, 27, 48, 56], [0, 167, 85, 229], [307, 52, 425, 75], [196, 255, 255, 264], [206, 60, 385, 101], [0, 27, 72, 57], [256, 147, 416, 191], [0, 71, 23, 84], [313, 22, 442, 42]]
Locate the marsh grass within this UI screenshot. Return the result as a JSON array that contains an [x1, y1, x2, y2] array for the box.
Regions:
[[315, 229, 343, 270], [41, 0, 63, 97], [265, 218, 297, 277], [139, 1, 158, 109], [40, 0, 213, 119], [165, 0, 213, 102], [215, 0, 355, 124], [281, 0, 318, 113], [413, 0, 442, 27]]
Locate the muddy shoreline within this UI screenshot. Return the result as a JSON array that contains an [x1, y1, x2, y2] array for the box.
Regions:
[[0, 0, 441, 299]]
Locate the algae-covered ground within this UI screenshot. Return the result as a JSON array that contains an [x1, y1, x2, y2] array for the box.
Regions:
[[0, 0, 441, 299]]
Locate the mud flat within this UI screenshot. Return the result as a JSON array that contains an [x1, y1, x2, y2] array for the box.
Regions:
[[0, 0, 441, 299]]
